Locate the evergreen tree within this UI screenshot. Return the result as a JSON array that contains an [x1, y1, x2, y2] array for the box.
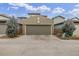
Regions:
[[62, 20, 76, 39], [6, 16, 18, 38]]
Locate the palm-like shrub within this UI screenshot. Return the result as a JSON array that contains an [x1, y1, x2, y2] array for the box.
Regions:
[[6, 16, 18, 38], [62, 20, 76, 38]]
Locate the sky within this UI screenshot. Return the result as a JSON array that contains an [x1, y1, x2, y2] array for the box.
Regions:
[[0, 3, 79, 19]]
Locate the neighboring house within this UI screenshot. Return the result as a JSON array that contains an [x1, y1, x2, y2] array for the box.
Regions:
[[54, 22, 64, 29], [52, 16, 79, 38], [52, 16, 65, 35], [71, 17, 79, 21], [71, 17, 79, 38], [18, 13, 53, 35], [52, 16, 65, 29], [0, 14, 10, 35], [52, 16, 65, 25]]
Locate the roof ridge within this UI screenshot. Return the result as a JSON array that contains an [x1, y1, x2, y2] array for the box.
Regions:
[[0, 14, 10, 18], [52, 15, 65, 19]]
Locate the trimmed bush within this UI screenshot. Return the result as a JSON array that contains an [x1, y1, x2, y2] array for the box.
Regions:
[[6, 16, 18, 38], [62, 20, 76, 39]]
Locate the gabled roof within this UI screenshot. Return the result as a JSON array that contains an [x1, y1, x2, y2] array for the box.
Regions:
[[52, 15, 65, 25], [18, 15, 53, 25], [0, 14, 10, 21], [72, 20, 79, 23], [0, 14, 10, 18], [52, 15, 65, 20], [69, 17, 79, 23], [71, 17, 79, 20]]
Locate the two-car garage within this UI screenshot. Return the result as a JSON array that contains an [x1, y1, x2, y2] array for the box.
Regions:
[[18, 13, 53, 35], [26, 25, 51, 35]]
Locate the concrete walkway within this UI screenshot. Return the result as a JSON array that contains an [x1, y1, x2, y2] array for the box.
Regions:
[[0, 35, 79, 56]]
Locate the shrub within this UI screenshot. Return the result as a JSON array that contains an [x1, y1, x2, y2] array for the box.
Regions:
[[62, 20, 76, 39], [6, 16, 18, 38]]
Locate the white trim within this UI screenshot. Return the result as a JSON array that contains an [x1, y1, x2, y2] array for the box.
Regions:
[[22, 24, 26, 35], [37, 17, 40, 23], [51, 25, 52, 35], [24, 24, 26, 35]]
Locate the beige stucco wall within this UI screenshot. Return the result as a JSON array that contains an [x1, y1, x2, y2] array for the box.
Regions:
[[0, 15, 10, 35], [18, 15, 53, 25], [73, 23, 79, 37], [0, 24, 7, 34]]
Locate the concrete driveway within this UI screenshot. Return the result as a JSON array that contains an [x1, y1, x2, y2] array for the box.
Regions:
[[0, 35, 79, 56]]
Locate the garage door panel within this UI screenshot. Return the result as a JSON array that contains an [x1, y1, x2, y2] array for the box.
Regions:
[[0, 24, 7, 34], [26, 25, 51, 35]]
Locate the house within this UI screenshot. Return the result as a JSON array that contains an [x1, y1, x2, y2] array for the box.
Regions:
[[52, 16, 65, 35], [18, 13, 53, 35], [1, 13, 79, 37], [70, 17, 79, 38], [52, 16, 65, 25], [52, 16, 65, 29], [52, 16, 79, 38], [0, 13, 53, 35], [0, 14, 10, 35], [71, 17, 79, 21]]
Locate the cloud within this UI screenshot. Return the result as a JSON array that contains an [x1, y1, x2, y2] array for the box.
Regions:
[[52, 7, 65, 14], [64, 4, 79, 18], [8, 3, 37, 11], [11, 6, 18, 9], [7, 3, 20, 10], [66, 8, 79, 17], [75, 4, 79, 7], [36, 5, 51, 12], [8, 3, 51, 12]]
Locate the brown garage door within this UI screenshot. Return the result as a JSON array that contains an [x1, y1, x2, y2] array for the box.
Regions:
[[0, 24, 7, 34], [26, 25, 51, 35]]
